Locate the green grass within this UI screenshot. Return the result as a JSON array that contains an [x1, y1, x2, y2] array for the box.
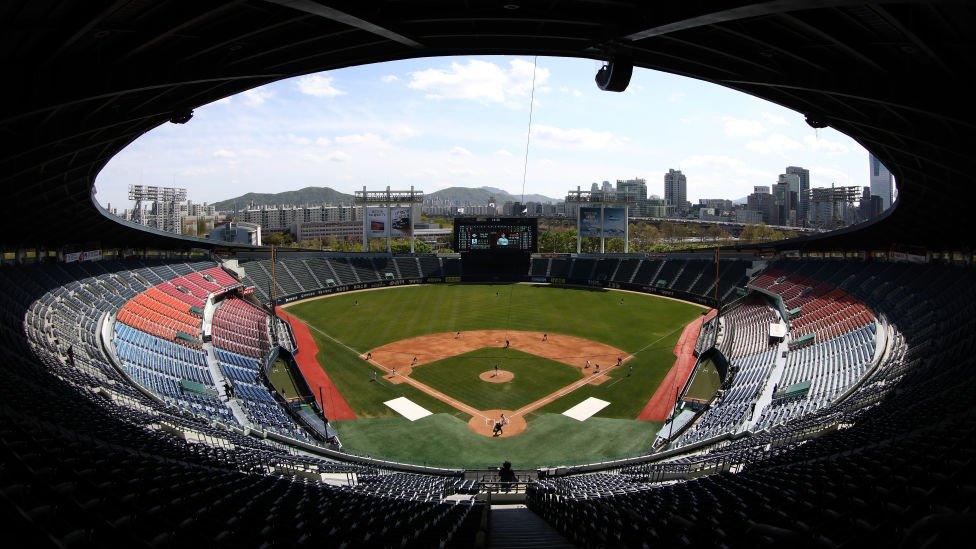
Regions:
[[287, 283, 701, 352], [333, 413, 662, 469], [309, 335, 455, 419], [410, 348, 581, 411], [683, 359, 722, 401], [285, 283, 705, 466]]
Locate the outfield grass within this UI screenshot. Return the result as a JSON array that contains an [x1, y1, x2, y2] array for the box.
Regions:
[[684, 359, 722, 401], [333, 413, 661, 469], [286, 283, 704, 465], [410, 347, 581, 411]]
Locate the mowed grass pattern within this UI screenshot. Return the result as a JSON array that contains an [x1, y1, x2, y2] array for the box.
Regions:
[[333, 413, 661, 469], [410, 348, 581, 411], [286, 283, 705, 466]]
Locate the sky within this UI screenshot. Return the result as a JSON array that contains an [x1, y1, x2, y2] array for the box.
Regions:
[[95, 55, 874, 209]]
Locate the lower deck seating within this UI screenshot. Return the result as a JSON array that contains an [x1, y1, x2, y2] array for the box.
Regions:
[[1, 259, 481, 547], [528, 260, 976, 547]]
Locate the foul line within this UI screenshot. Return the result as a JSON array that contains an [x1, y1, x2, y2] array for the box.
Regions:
[[300, 319, 691, 426], [302, 321, 492, 421]]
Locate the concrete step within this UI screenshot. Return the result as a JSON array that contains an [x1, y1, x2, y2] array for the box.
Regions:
[[489, 504, 574, 549]]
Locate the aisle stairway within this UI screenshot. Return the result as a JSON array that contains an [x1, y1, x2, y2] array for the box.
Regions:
[[489, 504, 574, 549]]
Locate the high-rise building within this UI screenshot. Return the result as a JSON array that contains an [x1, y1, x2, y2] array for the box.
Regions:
[[664, 169, 687, 216], [768, 174, 800, 226], [807, 185, 859, 229], [699, 198, 733, 212], [869, 153, 894, 211], [774, 173, 801, 226], [746, 186, 774, 224], [645, 195, 668, 218], [590, 182, 600, 192], [859, 186, 883, 221], [616, 178, 648, 217], [601, 181, 613, 192], [127, 185, 188, 234], [785, 166, 810, 224]]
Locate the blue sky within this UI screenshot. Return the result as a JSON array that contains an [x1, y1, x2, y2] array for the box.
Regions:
[[95, 56, 872, 209]]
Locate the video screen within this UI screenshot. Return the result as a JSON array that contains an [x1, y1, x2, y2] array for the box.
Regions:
[[454, 217, 537, 252]]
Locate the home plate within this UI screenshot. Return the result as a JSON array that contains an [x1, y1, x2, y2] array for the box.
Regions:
[[384, 397, 432, 421], [562, 397, 611, 421]]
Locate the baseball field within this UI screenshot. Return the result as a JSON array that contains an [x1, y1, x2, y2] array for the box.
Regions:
[[284, 283, 706, 469]]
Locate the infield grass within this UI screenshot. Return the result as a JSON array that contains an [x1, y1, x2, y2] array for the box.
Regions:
[[410, 347, 581, 411], [285, 283, 704, 466]]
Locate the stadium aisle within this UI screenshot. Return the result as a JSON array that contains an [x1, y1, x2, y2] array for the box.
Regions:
[[489, 504, 574, 549]]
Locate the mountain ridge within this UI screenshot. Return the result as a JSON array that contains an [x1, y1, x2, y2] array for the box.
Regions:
[[212, 185, 561, 211]]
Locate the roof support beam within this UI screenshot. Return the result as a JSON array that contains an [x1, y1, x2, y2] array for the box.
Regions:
[[623, 0, 924, 42], [262, 0, 423, 48]]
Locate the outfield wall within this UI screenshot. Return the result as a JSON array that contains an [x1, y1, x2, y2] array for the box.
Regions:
[[538, 276, 719, 308], [273, 276, 452, 305]]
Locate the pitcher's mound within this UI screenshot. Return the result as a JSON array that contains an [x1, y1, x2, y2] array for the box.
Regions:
[[468, 409, 527, 438], [479, 370, 514, 383]]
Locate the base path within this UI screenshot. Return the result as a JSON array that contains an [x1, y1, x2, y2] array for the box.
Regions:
[[365, 330, 629, 437], [368, 330, 627, 373], [637, 310, 716, 421], [276, 309, 357, 421]]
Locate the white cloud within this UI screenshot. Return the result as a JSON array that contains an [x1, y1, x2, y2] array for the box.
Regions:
[[722, 116, 765, 138], [668, 91, 686, 103], [745, 133, 803, 154], [287, 134, 311, 146], [334, 133, 387, 147], [533, 124, 628, 150], [407, 58, 550, 106], [387, 124, 419, 140], [179, 165, 219, 177], [315, 137, 332, 147], [239, 148, 271, 159], [804, 135, 850, 155], [242, 89, 272, 106], [381, 74, 399, 83], [494, 149, 514, 157], [212, 149, 236, 158], [296, 74, 345, 98], [303, 150, 349, 163], [450, 146, 472, 156], [761, 112, 788, 126]]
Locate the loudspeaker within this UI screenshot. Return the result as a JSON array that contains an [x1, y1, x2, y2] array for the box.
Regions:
[[595, 58, 633, 92]]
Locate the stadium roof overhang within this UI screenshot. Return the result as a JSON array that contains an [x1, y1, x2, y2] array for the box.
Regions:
[[1, 1, 973, 251]]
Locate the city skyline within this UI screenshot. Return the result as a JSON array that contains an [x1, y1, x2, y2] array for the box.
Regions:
[[96, 55, 873, 209]]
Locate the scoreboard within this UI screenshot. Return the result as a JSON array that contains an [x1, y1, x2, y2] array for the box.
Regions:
[[454, 217, 537, 253]]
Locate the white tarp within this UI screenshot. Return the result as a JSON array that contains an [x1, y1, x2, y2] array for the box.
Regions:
[[384, 397, 432, 421], [562, 397, 611, 421], [769, 322, 788, 338]]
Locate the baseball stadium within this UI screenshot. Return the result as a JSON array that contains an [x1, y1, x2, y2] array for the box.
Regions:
[[2, 2, 975, 548]]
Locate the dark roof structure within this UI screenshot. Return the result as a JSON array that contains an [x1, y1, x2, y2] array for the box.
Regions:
[[2, 1, 973, 250]]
